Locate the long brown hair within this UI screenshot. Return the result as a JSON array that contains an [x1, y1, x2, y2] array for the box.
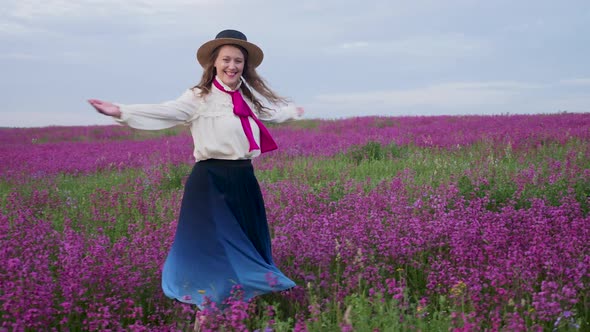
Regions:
[[193, 44, 288, 115]]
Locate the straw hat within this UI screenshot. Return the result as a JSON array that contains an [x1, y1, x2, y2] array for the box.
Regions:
[[196, 29, 264, 68]]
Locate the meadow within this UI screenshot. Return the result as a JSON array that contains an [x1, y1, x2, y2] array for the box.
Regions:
[[1, 113, 589, 331]]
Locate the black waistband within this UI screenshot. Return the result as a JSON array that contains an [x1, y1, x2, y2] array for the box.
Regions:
[[197, 159, 252, 167]]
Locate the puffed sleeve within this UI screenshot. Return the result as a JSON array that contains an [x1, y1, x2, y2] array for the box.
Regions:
[[115, 89, 202, 130], [257, 103, 303, 123]]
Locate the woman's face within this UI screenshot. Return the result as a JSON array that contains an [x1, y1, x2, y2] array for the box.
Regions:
[[214, 45, 245, 90]]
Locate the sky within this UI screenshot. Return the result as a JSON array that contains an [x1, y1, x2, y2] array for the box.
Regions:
[[1, 0, 589, 127]]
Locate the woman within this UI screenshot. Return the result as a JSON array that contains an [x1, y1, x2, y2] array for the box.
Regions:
[[88, 29, 302, 308]]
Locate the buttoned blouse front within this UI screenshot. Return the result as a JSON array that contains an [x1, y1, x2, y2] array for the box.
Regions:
[[116, 77, 301, 161]]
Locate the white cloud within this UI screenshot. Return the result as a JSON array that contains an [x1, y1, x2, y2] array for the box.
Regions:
[[304, 80, 559, 118], [542, 96, 590, 113], [4, 0, 220, 20], [0, 52, 43, 60], [339, 41, 370, 50], [0, 21, 61, 38], [8, 1, 84, 20], [314, 81, 539, 108], [502, 18, 546, 33], [0, 0, 247, 57], [559, 78, 590, 86], [1, 111, 115, 128], [330, 34, 491, 58], [0, 21, 34, 35]]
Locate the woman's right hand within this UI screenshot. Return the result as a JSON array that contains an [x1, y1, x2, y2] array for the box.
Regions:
[[88, 99, 122, 118]]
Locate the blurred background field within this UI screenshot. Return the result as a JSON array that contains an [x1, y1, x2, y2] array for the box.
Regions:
[[1, 113, 589, 331]]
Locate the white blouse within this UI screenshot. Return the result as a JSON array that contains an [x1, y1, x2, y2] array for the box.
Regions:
[[115, 77, 302, 161]]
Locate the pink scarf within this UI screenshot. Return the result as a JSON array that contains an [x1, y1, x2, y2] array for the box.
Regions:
[[213, 78, 278, 153]]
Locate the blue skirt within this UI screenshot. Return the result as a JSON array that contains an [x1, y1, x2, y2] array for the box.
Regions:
[[161, 159, 295, 307]]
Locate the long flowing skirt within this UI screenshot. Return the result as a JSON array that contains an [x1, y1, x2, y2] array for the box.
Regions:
[[161, 159, 295, 307]]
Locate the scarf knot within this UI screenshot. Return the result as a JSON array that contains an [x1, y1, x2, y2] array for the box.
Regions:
[[213, 78, 278, 153]]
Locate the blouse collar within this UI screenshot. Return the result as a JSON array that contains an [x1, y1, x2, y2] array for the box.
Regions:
[[214, 76, 242, 92]]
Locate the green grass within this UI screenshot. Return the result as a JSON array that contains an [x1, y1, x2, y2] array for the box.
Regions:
[[1, 166, 184, 238], [255, 140, 590, 213], [4, 138, 589, 218]]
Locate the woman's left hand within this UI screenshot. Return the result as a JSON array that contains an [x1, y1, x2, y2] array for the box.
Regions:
[[296, 107, 305, 117], [88, 99, 122, 118]]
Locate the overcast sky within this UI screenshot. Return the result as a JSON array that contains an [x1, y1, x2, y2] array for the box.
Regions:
[[1, 0, 589, 127]]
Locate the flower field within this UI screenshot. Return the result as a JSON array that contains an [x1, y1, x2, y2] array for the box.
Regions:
[[1, 113, 589, 331]]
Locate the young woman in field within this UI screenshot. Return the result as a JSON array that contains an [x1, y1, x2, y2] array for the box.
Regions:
[[88, 29, 302, 312]]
